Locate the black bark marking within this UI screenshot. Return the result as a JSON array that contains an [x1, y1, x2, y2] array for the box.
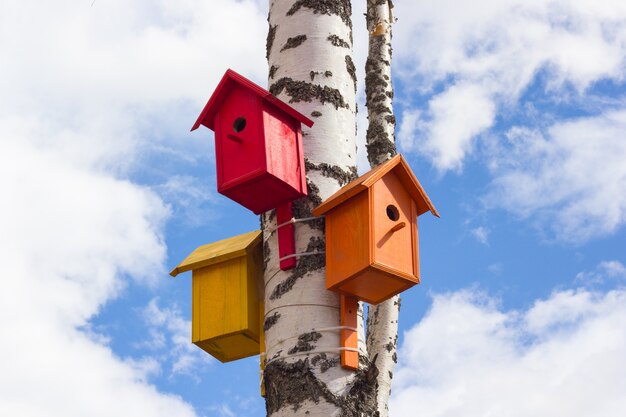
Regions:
[[264, 312, 281, 331], [343, 355, 381, 417], [266, 24, 277, 60], [281, 34, 307, 52], [311, 353, 340, 373], [260, 211, 274, 270], [309, 70, 333, 81], [370, 103, 392, 116], [269, 65, 279, 79], [287, 0, 353, 28], [270, 77, 349, 110], [372, 93, 388, 103], [292, 180, 325, 231], [384, 341, 394, 352], [366, 120, 397, 166], [395, 296, 401, 311], [365, 56, 389, 103], [345, 55, 357, 93], [328, 34, 350, 48], [265, 358, 342, 414], [311, 111, 322, 118], [305, 160, 357, 186], [364, 32, 396, 164], [269, 236, 325, 300], [264, 357, 380, 416], [288, 331, 322, 354]]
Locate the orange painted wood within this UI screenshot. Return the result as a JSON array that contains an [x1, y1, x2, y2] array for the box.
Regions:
[[313, 154, 440, 218], [340, 295, 359, 370], [314, 154, 439, 304], [372, 173, 415, 276], [325, 191, 370, 290]]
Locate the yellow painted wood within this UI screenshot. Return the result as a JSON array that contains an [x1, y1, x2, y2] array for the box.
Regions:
[[170, 230, 261, 277], [172, 230, 263, 363]]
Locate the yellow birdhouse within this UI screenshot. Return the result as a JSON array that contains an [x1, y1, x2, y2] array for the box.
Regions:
[[312, 154, 439, 305], [170, 230, 263, 362]]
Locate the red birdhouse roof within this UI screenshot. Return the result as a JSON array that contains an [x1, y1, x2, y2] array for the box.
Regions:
[[191, 69, 314, 132], [312, 154, 440, 218]]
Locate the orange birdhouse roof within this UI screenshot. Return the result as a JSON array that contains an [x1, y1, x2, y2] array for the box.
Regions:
[[191, 69, 314, 132], [169, 230, 262, 277], [312, 154, 440, 218]]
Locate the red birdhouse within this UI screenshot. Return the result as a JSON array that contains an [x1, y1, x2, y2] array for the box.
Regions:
[[312, 155, 439, 305], [192, 69, 314, 215]]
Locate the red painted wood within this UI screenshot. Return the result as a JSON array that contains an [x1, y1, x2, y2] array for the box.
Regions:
[[191, 69, 313, 215], [191, 69, 313, 132], [276, 202, 296, 270]]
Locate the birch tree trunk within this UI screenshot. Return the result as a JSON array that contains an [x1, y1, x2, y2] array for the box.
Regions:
[[364, 2, 399, 416], [261, 1, 377, 416]]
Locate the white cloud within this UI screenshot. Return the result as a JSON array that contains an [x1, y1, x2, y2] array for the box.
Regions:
[[399, 83, 496, 171], [394, 0, 626, 171], [391, 287, 626, 417], [485, 110, 626, 243], [0, 136, 198, 416], [155, 175, 221, 227], [141, 298, 213, 377], [470, 226, 490, 245], [488, 263, 504, 275], [576, 260, 626, 285], [0, 0, 268, 415]]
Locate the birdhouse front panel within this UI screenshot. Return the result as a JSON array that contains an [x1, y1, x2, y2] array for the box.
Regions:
[[192, 257, 260, 362], [371, 172, 419, 280], [215, 86, 266, 190]]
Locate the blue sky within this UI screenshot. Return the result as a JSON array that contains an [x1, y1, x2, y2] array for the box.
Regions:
[[1, 1, 625, 416]]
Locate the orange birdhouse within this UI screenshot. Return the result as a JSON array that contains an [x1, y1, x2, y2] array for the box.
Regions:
[[170, 230, 263, 362], [312, 154, 439, 304]]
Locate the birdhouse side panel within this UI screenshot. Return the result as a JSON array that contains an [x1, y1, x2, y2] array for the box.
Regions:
[[243, 252, 262, 342], [371, 172, 417, 278], [263, 103, 306, 196], [192, 259, 245, 343], [325, 191, 371, 290], [412, 203, 420, 281], [216, 86, 267, 190]]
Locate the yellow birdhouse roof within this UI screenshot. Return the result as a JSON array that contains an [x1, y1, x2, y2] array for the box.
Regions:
[[312, 154, 440, 218], [169, 230, 262, 277]]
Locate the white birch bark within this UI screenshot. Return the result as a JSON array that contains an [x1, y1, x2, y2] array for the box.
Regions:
[[261, 1, 376, 416], [364, 2, 399, 416]]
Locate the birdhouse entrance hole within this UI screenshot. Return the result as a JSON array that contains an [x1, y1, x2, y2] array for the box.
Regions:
[[233, 117, 246, 132], [386, 204, 400, 221]]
